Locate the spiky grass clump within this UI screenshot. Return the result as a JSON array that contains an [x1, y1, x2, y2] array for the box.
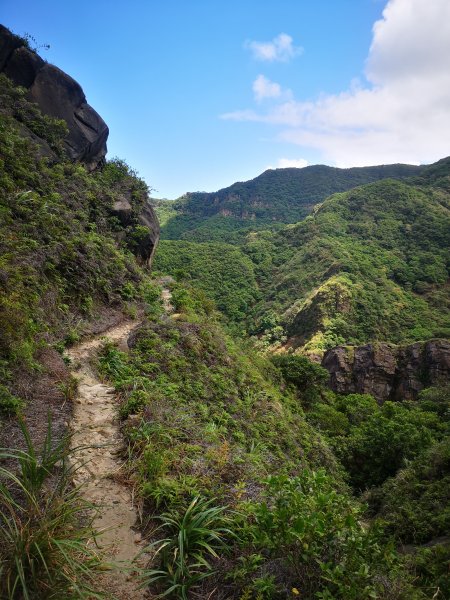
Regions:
[[142, 496, 232, 599], [0, 419, 105, 599]]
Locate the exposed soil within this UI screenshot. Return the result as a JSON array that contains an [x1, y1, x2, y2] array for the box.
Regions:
[[67, 320, 148, 600], [161, 287, 174, 313]]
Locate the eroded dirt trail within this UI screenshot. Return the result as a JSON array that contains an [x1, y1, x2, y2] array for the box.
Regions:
[[67, 320, 147, 600]]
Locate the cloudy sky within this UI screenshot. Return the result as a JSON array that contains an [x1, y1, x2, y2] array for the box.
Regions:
[[3, 0, 450, 197]]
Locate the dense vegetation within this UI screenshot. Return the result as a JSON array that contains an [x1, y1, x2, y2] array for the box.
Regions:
[[0, 61, 448, 600], [91, 299, 448, 599], [0, 421, 105, 599], [156, 163, 424, 242], [254, 170, 450, 351], [153, 240, 260, 325], [154, 163, 450, 352], [0, 73, 153, 403]]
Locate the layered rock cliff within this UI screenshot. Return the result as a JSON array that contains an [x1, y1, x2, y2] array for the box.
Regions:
[[322, 339, 450, 402]]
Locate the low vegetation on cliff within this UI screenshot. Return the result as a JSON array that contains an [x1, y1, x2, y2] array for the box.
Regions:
[[0, 74, 157, 409]]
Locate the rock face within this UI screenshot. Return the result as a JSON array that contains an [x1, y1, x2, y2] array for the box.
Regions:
[[0, 24, 159, 265], [322, 340, 450, 402], [0, 25, 108, 169], [112, 194, 159, 266]]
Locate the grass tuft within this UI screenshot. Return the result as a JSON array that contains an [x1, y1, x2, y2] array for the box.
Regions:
[[0, 418, 106, 599]]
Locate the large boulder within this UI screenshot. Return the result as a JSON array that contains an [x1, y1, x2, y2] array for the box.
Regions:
[[0, 25, 108, 169], [112, 194, 160, 266], [322, 340, 450, 402]]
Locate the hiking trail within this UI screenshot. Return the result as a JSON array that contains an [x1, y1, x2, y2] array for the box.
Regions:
[[67, 319, 147, 600]]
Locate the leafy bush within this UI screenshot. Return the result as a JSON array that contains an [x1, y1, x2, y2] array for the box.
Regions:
[[154, 240, 260, 324], [0, 384, 23, 416], [417, 385, 450, 419], [408, 544, 450, 600], [368, 437, 450, 545], [272, 355, 329, 404], [335, 401, 444, 490], [236, 470, 412, 599], [307, 394, 446, 491]]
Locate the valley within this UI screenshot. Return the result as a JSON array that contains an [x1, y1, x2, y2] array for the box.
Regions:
[[0, 23, 448, 600]]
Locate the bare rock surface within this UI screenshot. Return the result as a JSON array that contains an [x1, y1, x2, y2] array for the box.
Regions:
[[322, 339, 450, 402], [0, 24, 108, 169]]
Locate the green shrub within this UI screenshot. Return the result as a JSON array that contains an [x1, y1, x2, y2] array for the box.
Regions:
[[308, 402, 349, 436], [417, 385, 450, 419], [408, 544, 450, 600], [0, 384, 23, 416], [369, 437, 450, 545], [335, 401, 443, 490], [119, 389, 150, 419], [237, 470, 413, 599], [272, 354, 329, 405]]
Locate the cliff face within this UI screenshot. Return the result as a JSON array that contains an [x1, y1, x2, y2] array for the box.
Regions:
[[0, 25, 108, 170], [322, 340, 450, 402]]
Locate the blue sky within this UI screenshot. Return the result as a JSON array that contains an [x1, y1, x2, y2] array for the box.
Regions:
[[2, 1, 450, 198]]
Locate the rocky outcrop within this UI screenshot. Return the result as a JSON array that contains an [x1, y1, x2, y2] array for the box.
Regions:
[[0, 25, 108, 169], [112, 194, 159, 266], [322, 340, 450, 402], [0, 25, 159, 265]]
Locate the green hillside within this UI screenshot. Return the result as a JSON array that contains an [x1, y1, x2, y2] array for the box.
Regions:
[[153, 162, 450, 352], [153, 240, 260, 325], [156, 163, 424, 242], [1, 42, 449, 600], [249, 164, 450, 352], [0, 74, 155, 375]]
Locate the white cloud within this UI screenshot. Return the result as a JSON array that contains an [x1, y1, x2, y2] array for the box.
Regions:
[[225, 0, 450, 167], [253, 75, 281, 102], [278, 158, 308, 169], [252, 75, 292, 103], [267, 158, 309, 169], [245, 33, 303, 63]]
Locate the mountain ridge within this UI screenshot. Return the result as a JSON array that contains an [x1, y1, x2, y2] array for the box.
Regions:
[[155, 162, 426, 241]]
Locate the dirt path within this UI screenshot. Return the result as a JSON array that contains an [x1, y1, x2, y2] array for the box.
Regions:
[[67, 320, 147, 600], [161, 288, 173, 313]]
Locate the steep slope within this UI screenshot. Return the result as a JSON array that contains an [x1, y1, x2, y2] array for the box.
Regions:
[[247, 161, 450, 354], [153, 240, 260, 324], [0, 70, 159, 430], [156, 162, 424, 242], [0, 33, 163, 598]]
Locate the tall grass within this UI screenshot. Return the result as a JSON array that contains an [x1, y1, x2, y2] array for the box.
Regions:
[[0, 418, 105, 599]]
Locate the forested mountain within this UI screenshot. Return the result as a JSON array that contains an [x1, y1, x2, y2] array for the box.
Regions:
[[155, 163, 424, 241], [0, 24, 448, 600], [251, 159, 450, 352], [154, 158, 450, 354]]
